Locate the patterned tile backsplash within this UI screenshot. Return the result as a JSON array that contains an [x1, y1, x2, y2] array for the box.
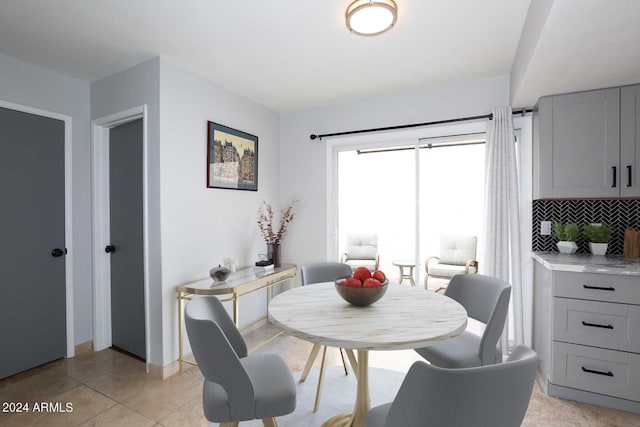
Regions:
[[532, 199, 640, 254]]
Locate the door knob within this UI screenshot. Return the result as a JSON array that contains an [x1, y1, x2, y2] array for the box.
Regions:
[[51, 248, 67, 257], [105, 245, 116, 254]]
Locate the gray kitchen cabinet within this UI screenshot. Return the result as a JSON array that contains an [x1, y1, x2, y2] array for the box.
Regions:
[[534, 88, 621, 198], [621, 84, 640, 197], [533, 256, 640, 414]]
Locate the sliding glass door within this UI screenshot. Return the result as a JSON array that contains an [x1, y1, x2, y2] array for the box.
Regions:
[[336, 135, 486, 286], [418, 138, 485, 287], [337, 147, 416, 278]]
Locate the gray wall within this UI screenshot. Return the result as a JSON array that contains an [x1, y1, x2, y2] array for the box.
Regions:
[[0, 53, 92, 345], [91, 57, 282, 365], [159, 59, 281, 364], [279, 74, 511, 268]]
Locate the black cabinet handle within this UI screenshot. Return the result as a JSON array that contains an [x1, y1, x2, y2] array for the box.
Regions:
[[105, 245, 116, 254], [582, 367, 613, 377], [51, 248, 67, 257], [582, 321, 613, 330], [612, 166, 617, 188], [583, 284, 615, 291], [627, 165, 632, 187]]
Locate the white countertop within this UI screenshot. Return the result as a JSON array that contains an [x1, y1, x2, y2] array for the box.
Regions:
[[532, 252, 640, 276]]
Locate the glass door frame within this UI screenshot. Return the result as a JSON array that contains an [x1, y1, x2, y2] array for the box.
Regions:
[[326, 120, 489, 283]]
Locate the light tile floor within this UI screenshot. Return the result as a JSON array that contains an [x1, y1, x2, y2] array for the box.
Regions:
[[1, 324, 639, 426]]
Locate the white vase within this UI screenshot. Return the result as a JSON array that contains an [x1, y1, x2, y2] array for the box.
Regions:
[[589, 242, 608, 256], [557, 241, 578, 254]]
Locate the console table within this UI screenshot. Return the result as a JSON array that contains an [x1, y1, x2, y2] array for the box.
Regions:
[[176, 263, 297, 371]]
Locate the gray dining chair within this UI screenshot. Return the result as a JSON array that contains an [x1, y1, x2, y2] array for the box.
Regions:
[[366, 345, 538, 427], [415, 273, 511, 367], [185, 296, 296, 427], [299, 262, 358, 412]]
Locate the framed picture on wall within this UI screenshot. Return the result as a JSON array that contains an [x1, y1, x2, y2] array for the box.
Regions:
[[207, 121, 258, 191]]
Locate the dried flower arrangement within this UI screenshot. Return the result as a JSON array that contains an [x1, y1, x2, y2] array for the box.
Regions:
[[257, 201, 296, 245]]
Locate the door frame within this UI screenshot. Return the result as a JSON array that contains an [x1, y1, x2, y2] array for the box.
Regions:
[[327, 121, 488, 269], [91, 105, 150, 369], [0, 99, 74, 357]]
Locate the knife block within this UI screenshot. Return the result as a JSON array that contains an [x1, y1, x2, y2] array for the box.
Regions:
[[623, 228, 640, 258]]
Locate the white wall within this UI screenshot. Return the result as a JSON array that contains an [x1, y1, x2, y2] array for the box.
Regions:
[[91, 57, 163, 364], [280, 75, 511, 269], [0, 53, 92, 345], [280, 74, 535, 346], [159, 59, 281, 364]]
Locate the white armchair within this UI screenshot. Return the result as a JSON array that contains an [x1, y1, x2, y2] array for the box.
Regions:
[[341, 233, 379, 272], [425, 235, 478, 290]]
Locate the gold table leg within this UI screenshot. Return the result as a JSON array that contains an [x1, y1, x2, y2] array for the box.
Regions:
[[321, 349, 369, 427], [233, 293, 239, 325], [178, 294, 184, 372]]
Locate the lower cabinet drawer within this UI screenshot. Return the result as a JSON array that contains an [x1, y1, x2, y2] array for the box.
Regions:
[[551, 342, 640, 402], [553, 298, 638, 352], [553, 271, 640, 305]]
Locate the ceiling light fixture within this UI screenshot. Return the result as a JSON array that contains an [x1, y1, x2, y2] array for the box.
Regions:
[[346, 0, 397, 36]]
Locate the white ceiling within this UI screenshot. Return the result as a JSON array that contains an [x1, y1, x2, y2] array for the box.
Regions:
[[511, 0, 640, 107], [0, 1, 639, 112]]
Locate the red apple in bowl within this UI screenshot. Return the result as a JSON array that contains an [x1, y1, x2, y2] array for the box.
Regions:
[[345, 277, 363, 287], [372, 270, 386, 282], [353, 266, 372, 282], [363, 278, 382, 287]]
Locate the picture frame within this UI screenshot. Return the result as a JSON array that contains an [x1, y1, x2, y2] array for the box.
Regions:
[[207, 121, 258, 191]]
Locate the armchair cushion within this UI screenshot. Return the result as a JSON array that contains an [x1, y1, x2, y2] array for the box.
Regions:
[[345, 245, 377, 260], [344, 233, 378, 261], [428, 263, 477, 278], [438, 235, 477, 265], [345, 259, 377, 271]]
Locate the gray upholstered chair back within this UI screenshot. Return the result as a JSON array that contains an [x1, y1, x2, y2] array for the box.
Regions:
[[377, 346, 537, 427], [444, 274, 511, 365], [301, 262, 353, 285], [185, 296, 254, 418]]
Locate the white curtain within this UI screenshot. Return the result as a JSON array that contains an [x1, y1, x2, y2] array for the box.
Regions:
[[482, 106, 524, 354]]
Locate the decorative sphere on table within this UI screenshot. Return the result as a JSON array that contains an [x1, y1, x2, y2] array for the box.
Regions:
[[334, 278, 389, 306]]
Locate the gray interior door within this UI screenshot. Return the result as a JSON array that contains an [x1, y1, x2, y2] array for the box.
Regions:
[[109, 118, 145, 360], [0, 106, 66, 379]]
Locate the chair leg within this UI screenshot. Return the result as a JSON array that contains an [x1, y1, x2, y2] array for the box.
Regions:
[[221, 423, 239, 427], [339, 348, 349, 375], [314, 346, 329, 412], [345, 349, 358, 380], [300, 343, 321, 382], [262, 418, 278, 427]]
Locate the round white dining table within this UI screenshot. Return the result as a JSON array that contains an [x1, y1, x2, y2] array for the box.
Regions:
[[268, 282, 467, 427]]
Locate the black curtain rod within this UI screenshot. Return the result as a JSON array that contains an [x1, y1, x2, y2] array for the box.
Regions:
[[309, 108, 532, 141], [357, 140, 485, 155]]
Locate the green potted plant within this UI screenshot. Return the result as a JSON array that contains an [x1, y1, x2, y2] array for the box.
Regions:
[[583, 223, 613, 256], [553, 221, 580, 254]]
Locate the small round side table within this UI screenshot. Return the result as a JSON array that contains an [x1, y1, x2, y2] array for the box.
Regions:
[[392, 259, 416, 286]]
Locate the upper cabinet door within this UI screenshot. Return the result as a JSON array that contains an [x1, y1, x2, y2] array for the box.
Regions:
[[536, 88, 620, 198], [621, 85, 640, 197]]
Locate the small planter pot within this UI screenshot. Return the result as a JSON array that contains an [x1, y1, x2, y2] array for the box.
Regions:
[[557, 241, 578, 254], [589, 242, 608, 256]]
